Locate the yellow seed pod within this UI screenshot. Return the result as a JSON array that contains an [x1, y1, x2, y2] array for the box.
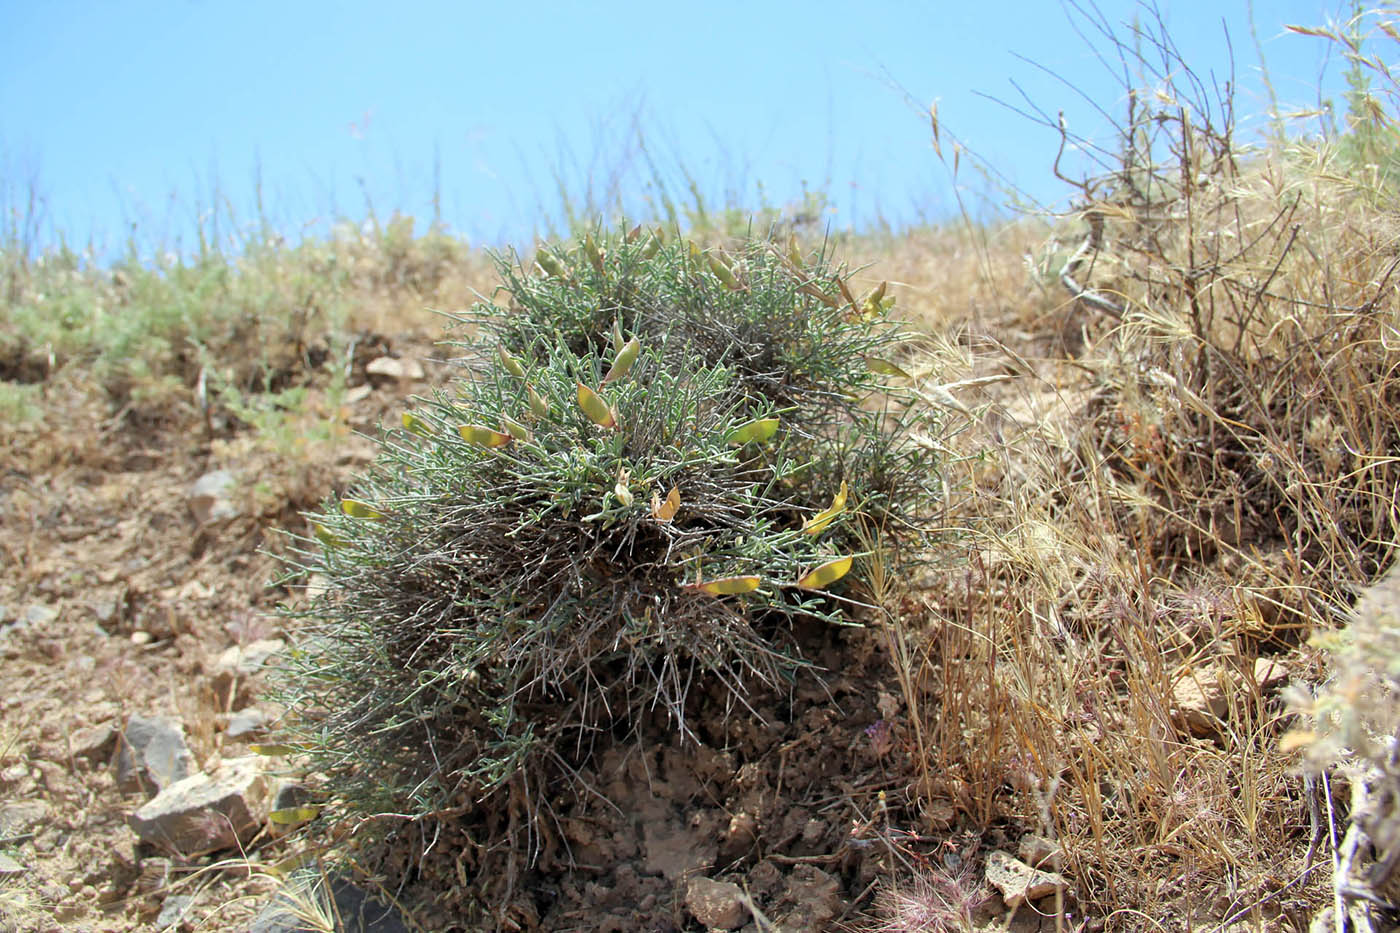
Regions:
[[859, 282, 888, 318], [401, 412, 435, 436], [250, 743, 306, 756], [340, 499, 384, 520], [707, 252, 741, 290], [685, 575, 762, 596], [803, 480, 848, 536], [797, 556, 853, 590], [268, 806, 320, 825], [457, 424, 512, 447], [726, 416, 780, 446]]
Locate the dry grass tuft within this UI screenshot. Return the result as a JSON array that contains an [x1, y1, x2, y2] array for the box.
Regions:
[[859, 3, 1400, 929]]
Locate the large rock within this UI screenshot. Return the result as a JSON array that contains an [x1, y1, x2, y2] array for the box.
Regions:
[[156, 894, 195, 930], [1017, 833, 1061, 870], [775, 865, 842, 931], [718, 809, 758, 863], [116, 714, 195, 793], [0, 800, 47, 839], [127, 756, 266, 856], [643, 813, 716, 881]]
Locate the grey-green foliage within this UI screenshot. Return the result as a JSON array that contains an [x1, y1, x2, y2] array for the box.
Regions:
[[488, 231, 932, 523], [273, 228, 942, 821]]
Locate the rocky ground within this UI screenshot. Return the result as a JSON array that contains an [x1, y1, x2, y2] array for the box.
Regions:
[[0, 335, 418, 931], [0, 327, 1088, 932]]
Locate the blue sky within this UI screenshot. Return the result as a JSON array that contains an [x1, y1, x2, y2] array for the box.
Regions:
[[1, 1, 1352, 257]]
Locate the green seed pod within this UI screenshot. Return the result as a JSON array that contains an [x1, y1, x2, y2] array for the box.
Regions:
[[726, 416, 780, 446], [707, 252, 742, 290], [535, 248, 566, 278], [576, 382, 617, 429], [527, 384, 550, 419], [583, 234, 604, 273], [603, 337, 641, 384], [496, 345, 526, 378], [314, 524, 347, 548], [786, 233, 805, 269], [500, 416, 531, 441], [864, 357, 910, 379], [340, 499, 385, 519]]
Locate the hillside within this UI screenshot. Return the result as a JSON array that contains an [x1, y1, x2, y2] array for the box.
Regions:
[[4, 14, 1400, 933]]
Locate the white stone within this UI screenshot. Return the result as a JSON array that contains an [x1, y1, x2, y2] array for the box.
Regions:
[[366, 356, 424, 381], [985, 849, 1066, 908], [686, 876, 748, 930], [226, 707, 272, 739], [189, 469, 240, 524], [210, 639, 285, 708]]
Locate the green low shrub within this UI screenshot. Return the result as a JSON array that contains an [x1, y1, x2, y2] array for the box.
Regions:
[[273, 228, 942, 830]]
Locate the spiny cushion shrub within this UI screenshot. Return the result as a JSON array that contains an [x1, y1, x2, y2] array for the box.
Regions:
[[486, 230, 894, 412], [274, 228, 941, 826], [483, 230, 933, 528]]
